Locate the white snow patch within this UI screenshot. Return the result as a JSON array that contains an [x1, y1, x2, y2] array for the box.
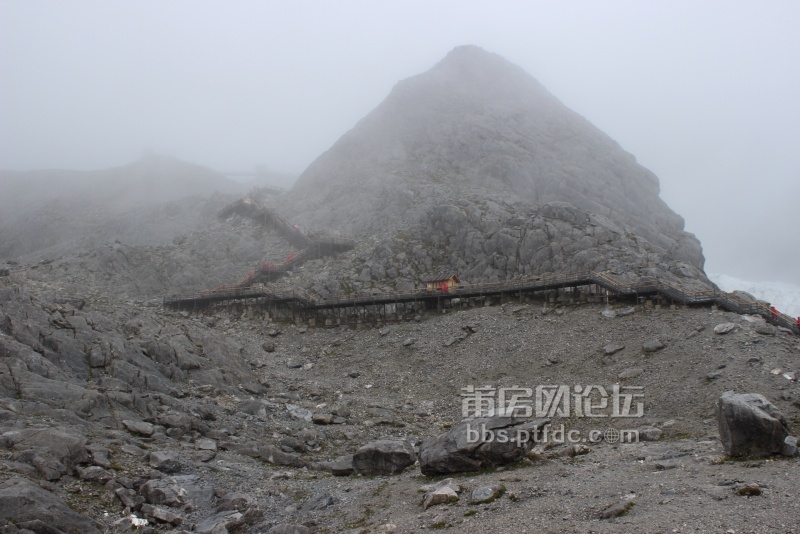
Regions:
[[709, 273, 800, 318]]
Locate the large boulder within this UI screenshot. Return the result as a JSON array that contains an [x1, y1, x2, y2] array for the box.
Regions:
[[0, 477, 101, 533], [419, 416, 550, 475], [0, 427, 89, 480], [713, 322, 738, 335], [352, 439, 416, 475], [716, 391, 790, 457], [148, 450, 184, 473], [314, 455, 355, 476], [140, 475, 215, 508], [222, 442, 306, 468]]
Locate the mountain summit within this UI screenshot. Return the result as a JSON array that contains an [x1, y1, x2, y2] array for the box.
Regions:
[[280, 45, 706, 291]]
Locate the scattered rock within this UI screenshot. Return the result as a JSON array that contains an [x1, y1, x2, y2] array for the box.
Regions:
[[469, 484, 506, 504], [286, 404, 313, 422], [217, 492, 254, 512], [735, 483, 762, 496], [252, 445, 306, 468], [77, 465, 113, 483], [653, 460, 678, 470], [303, 492, 334, 511], [444, 334, 466, 347], [279, 436, 307, 453], [139, 475, 214, 508], [617, 306, 636, 317], [242, 382, 268, 394], [403, 337, 416, 347], [713, 323, 738, 335], [420, 479, 461, 510], [238, 399, 270, 417], [141, 503, 183, 526], [122, 419, 155, 437], [331, 403, 351, 418], [637, 426, 663, 441], [782, 436, 799, 457], [195, 509, 257, 534], [754, 324, 776, 336], [116, 487, 144, 510], [312, 412, 335, 425], [551, 444, 590, 457], [422, 485, 459, 509], [618, 367, 643, 380], [30, 453, 68, 480], [600, 494, 636, 519], [148, 450, 184, 474], [419, 478, 461, 494], [121, 443, 147, 457], [87, 445, 111, 468], [419, 416, 550, 475], [196, 438, 217, 451], [352, 440, 416, 475], [365, 406, 400, 426], [315, 455, 355, 476], [642, 339, 665, 353], [603, 343, 625, 356]]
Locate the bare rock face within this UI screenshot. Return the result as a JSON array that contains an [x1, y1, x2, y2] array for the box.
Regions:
[[280, 45, 706, 292], [716, 391, 790, 457]]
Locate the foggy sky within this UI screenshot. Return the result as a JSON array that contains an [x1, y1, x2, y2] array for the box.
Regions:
[[1, 1, 798, 284]]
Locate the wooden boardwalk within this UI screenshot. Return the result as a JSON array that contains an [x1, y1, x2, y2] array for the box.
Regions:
[[164, 270, 800, 334]]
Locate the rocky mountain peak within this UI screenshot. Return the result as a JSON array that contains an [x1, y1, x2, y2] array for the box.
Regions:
[[280, 46, 704, 286], [400, 44, 545, 101]]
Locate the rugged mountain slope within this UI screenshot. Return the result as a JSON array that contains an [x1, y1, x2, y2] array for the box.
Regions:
[[277, 45, 706, 293], [2, 274, 799, 532], [22, 217, 298, 300], [0, 46, 798, 533], [0, 155, 247, 261]]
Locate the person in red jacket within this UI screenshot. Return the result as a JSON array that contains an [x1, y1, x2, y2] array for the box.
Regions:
[[771, 305, 778, 321], [796, 316, 800, 330]]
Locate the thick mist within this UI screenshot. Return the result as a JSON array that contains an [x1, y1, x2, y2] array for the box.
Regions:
[[1, 1, 797, 283]]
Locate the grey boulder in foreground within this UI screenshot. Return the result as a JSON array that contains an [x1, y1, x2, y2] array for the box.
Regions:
[[716, 391, 794, 457]]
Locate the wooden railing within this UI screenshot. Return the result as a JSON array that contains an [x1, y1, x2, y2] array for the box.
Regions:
[[163, 269, 798, 334]]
